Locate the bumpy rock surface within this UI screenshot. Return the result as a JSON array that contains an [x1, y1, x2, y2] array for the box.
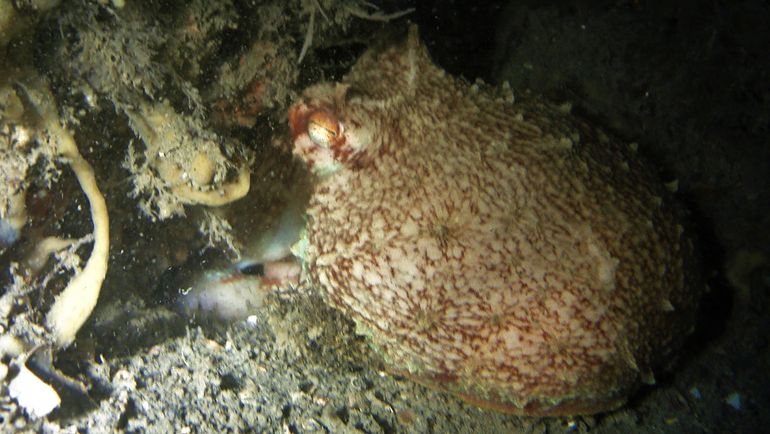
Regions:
[[287, 25, 701, 416]]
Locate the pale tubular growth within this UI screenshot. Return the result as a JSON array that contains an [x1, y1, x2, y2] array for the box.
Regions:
[[25, 236, 77, 274], [171, 163, 250, 207], [16, 80, 109, 348], [125, 103, 250, 211]]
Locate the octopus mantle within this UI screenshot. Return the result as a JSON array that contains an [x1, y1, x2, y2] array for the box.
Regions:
[[288, 26, 701, 416]]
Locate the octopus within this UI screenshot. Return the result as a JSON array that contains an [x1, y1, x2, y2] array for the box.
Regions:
[[286, 25, 701, 416]]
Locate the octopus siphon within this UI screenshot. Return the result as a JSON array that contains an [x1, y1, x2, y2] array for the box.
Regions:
[[287, 25, 702, 416]]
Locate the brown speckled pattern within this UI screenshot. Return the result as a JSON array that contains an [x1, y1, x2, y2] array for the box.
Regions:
[[288, 26, 701, 415]]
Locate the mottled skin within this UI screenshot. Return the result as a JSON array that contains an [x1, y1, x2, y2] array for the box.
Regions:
[[288, 26, 701, 415]]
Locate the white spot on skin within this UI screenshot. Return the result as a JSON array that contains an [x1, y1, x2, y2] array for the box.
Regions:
[[400, 219, 419, 237], [363, 268, 383, 286], [426, 243, 442, 261], [352, 261, 364, 280]]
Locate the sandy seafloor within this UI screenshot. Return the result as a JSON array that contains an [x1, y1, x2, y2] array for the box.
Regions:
[[2, 1, 769, 433]]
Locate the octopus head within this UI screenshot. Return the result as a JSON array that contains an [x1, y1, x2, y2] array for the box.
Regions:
[[288, 82, 380, 176]]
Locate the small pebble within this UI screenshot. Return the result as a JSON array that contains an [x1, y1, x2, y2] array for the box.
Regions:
[[689, 386, 702, 400], [9, 365, 61, 418], [724, 392, 742, 410]]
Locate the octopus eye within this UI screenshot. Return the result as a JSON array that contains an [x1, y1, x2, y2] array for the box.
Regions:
[[307, 111, 342, 148]]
